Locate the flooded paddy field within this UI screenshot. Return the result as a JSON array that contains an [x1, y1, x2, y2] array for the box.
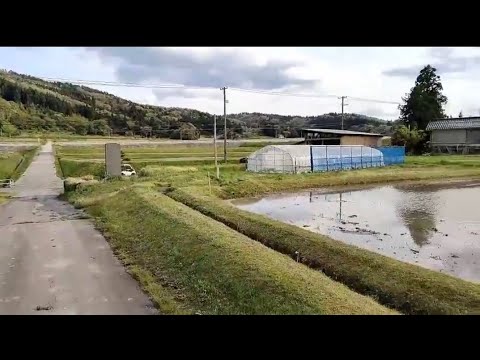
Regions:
[[232, 180, 480, 283]]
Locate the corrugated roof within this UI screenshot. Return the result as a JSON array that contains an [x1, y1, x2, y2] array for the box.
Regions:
[[426, 117, 480, 130], [302, 128, 383, 137]]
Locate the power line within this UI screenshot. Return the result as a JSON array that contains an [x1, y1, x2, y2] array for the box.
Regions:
[[347, 96, 400, 105], [229, 87, 339, 99], [41, 77, 214, 91], [37, 76, 401, 106]]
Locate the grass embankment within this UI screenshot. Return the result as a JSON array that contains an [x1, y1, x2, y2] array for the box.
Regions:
[[68, 184, 395, 315], [167, 188, 480, 315], [0, 147, 37, 180]]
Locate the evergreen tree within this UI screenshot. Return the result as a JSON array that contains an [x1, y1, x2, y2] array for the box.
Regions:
[[399, 65, 447, 130]]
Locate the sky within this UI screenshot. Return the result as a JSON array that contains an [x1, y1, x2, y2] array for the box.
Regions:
[[1, 47, 480, 120]]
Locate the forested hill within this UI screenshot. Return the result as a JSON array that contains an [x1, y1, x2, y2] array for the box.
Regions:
[[0, 70, 393, 138]]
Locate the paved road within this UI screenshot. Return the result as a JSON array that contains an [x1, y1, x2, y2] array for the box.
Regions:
[[0, 143, 156, 314]]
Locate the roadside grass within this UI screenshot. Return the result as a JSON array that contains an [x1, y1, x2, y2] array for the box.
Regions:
[[69, 184, 396, 315], [0, 152, 23, 180], [168, 188, 480, 315], [0, 147, 38, 181]]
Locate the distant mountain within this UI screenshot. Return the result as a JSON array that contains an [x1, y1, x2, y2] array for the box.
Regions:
[[0, 70, 394, 138]]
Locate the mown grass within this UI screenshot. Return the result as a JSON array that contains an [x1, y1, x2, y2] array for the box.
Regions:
[[168, 188, 480, 315], [0, 147, 38, 180], [68, 184, 395, 315]]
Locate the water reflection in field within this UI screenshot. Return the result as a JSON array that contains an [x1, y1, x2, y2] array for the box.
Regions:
[[232, 181, 480, 282]]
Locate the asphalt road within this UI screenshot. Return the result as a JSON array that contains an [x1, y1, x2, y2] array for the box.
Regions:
[[0, 143, 157, 314]]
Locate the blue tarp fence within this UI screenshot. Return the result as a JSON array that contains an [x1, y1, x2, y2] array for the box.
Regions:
[[310, 145, 385, 172], [377, 146, 405, 165], [309, 145, 405, 172]]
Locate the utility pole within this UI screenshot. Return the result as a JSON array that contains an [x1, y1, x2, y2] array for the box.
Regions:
[[221, 87, 228, 162], [213, 115, 219, 179], [339, 96, 348, 130]]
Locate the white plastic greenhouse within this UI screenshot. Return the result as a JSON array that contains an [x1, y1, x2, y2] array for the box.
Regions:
[[246, 145, 385, 174], [247, 145, 311, 173]]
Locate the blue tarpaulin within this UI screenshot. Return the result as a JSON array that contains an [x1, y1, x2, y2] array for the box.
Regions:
[[310, 146, 384, 172], [377, 146, 405, 165]]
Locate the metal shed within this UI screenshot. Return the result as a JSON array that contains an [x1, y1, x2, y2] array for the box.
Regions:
[[302, 128, 384, 147], [426, 117, 480, 154]]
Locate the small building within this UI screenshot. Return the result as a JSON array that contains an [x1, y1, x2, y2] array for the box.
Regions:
[[302, 128, 384, 147], [426, 117, 480, 154]]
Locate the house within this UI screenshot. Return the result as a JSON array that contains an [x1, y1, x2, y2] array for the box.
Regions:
[[425, 117, 480, 154], [302, 128, 384, 147]]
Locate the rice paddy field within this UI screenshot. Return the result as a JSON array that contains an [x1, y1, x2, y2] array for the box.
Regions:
[[56, 141, 480, 315], [54, 141, 289, 178]]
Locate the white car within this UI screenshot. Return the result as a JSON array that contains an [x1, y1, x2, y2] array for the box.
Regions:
[[121, 164, 136, 176]]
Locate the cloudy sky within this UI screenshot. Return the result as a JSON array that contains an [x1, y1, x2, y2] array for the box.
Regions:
[[1, 47, 480, 120]]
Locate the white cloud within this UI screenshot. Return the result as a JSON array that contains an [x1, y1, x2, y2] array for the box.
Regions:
[[1, 47, 480, 120]]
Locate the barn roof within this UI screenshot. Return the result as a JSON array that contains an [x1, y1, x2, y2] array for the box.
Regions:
[[302, 128, 383, 137], [426, 117, 480, 130]]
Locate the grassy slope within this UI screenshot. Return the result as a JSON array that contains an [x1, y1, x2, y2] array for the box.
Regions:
[[0, 148, 37, 180], [0, 152, 23, 179], [168, 188, 480, 315], [70, 184, 395, 315]]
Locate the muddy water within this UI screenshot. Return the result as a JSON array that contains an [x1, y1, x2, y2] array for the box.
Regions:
[[232, 180, 480, 283]]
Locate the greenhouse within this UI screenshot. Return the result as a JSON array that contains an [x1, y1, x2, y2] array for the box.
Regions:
[[247, 145, 312, 173], [246, 145, 386, 174]]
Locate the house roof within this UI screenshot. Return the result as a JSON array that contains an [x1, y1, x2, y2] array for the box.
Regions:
[[302, 128, 383, 137], [426, 117, 480, 131]]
